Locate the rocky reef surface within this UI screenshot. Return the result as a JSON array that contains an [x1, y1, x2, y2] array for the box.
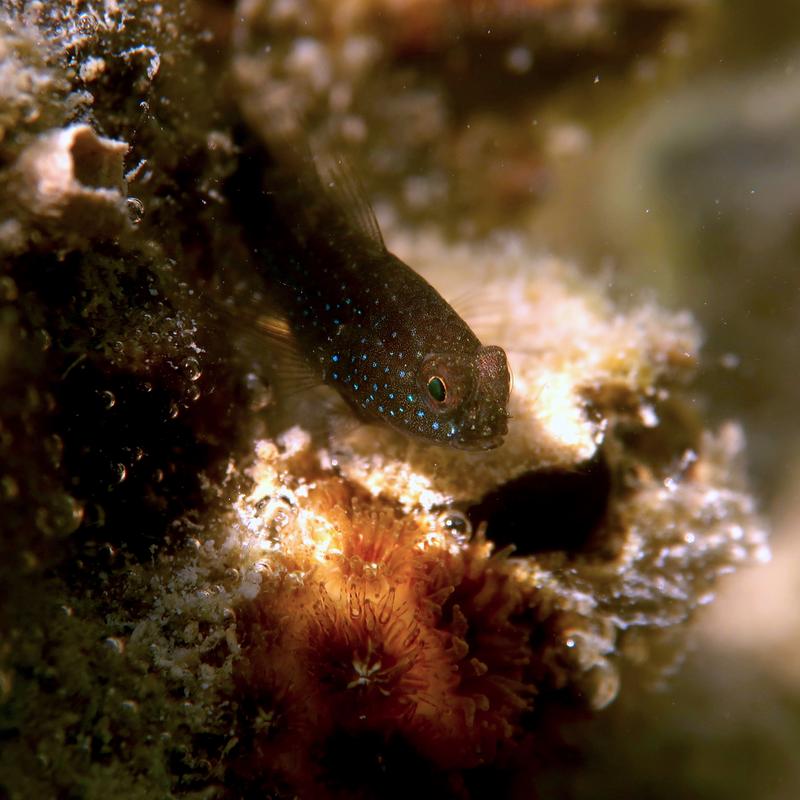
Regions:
[[0, 1, 779, 798]]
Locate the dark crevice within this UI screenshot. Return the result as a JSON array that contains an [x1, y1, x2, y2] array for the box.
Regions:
[[317, 729, 457, 800], [468, 454, 613, 556]]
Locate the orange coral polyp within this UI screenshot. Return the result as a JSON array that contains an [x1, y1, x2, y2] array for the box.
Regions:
[[240, 479, 535, 781]]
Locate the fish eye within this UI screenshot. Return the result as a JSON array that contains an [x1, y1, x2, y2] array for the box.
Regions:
[[427, 375, 447, 403]]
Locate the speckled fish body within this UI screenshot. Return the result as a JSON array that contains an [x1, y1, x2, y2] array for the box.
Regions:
[[230, 134, 510, 450]]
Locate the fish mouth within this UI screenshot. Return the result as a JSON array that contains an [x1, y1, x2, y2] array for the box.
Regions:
[[452, 432, 507, 451], [452, 406, 509, 451]]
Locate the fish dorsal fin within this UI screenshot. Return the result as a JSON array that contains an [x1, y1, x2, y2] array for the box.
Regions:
[[315, 154, 386, 252], [244, 113, 387, 252]]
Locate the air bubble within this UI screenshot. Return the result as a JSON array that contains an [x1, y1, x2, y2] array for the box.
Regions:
[[182, 357, 201, 381], [127, 197, 144, 225], [103, 637, 125, 654], [99, 389, 116, 409], [185, 384, 201, 403], [112, 462, 127, 484], [439, 510, 472, 537], [83, 503, 106, 528], [35, 493, 84, 536], [99, 543, 117, 563], [76, 13, 97, 35], [167, 402, 179, 420]]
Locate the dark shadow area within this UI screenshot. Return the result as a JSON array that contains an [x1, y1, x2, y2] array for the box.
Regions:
[[391, 6, 686, 122], [317, 729, 458, 800], [468, 454, 613, 555]]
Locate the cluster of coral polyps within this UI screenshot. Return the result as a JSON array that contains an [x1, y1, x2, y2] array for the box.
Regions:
[[219, 344, 768, 792], [231, 440, 534, 783], [196, 238, 771, 797]]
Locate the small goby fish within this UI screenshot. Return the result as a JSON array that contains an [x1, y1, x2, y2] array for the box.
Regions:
[[227, 130, 511, 450]]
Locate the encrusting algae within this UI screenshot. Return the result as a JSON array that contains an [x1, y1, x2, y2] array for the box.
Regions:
[[0, 0, 772, 798]]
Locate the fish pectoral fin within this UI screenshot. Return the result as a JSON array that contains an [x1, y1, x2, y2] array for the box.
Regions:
[[204, 293, 322, 395], [315, 154, 387, 252], [274, 361, 323, 398], [254, 314, 293, 346], [251, 313, 325, 396]]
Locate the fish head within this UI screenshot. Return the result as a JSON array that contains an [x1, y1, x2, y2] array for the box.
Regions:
[[415, 345, 510, 450]]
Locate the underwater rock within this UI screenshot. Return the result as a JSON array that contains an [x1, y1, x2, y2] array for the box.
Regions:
[[12, 124, 129, 250]]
